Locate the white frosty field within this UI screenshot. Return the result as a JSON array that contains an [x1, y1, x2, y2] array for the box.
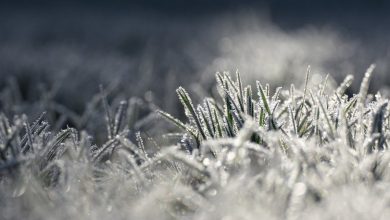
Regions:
[[2, 63, 390, 219]]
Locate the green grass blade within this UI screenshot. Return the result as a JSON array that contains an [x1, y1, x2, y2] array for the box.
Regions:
[[177, 87, 207, 140]]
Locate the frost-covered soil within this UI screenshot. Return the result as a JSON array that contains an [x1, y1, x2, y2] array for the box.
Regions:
[[2, 64, 390, 220]]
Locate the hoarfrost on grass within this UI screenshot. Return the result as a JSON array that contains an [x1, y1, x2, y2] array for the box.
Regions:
[[2, 66, 390, 219]]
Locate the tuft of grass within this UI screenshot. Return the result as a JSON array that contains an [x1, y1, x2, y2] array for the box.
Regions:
[[3, 65, 390, 220]]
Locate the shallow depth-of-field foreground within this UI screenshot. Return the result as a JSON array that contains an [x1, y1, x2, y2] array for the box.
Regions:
[[2, 65, 390, 219]]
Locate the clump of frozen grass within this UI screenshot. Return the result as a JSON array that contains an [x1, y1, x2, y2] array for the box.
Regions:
[[2, 65, 390, 220]]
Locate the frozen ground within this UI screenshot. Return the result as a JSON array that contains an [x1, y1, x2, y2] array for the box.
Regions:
[[1, 4, 390, 220]]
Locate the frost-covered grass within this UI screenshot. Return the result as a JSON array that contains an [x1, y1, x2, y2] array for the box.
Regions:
[[2, 65, 390, 220]]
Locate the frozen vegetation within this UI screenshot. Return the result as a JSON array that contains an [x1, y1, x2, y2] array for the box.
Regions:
[[2, 64, 390, 219]]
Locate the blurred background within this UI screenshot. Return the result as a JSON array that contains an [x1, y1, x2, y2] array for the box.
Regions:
[[0, 0, 389, 136]]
